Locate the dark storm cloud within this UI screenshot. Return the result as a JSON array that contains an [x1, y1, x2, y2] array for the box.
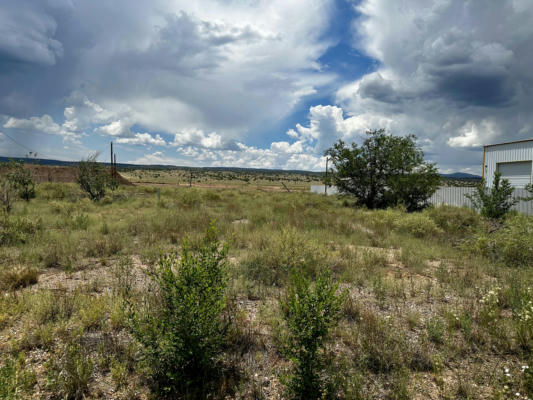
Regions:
[[332, 0, 533, 173]]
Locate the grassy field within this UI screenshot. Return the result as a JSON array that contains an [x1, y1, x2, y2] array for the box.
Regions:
[[120, 168, 323, 191], [1, 180, 532, 399]]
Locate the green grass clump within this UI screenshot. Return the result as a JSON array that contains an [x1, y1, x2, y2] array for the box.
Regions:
[[0, 266, 38, 291], [0, 353, 36, 399], [46, 342, 94, 400], [242, 226, 328, 286]]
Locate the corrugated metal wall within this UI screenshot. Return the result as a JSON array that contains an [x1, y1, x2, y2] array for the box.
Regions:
[[311, 185, 533, 215], [427, 187, 533, 215], [485, 141, 533, 187]]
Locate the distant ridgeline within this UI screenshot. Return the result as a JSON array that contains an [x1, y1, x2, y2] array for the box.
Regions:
[[0, 156, 323, 177], [439, 172, 482, 187], [0, 156, 479, 183]]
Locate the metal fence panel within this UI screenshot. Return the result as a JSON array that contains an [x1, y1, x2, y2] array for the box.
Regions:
[[311, 185, 533, 215], [428, 186, 532, 215]]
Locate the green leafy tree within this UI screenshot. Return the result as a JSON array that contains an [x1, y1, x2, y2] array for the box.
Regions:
[[325, 129, 441, 211], [0, 176, 16, 214], [127, 223, 230, 397], [77, 154, 113, 201], [466, 171, 517, 219], [280, 270, 345, 399], [6, 160, 36, 202]]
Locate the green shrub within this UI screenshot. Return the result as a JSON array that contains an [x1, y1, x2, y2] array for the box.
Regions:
[[77, 154, 113, 202], [394, 212, 442, 238], [425, 205, 481, 236], [0, 214, 42, 246], [127, 222, 230, 397], [466, 172, 517, 219], [46, 342, 94, 400], [467, 214, 533, 267], [280, 270, 345, 399], [426, 317, 446, 344], [0, 353, 36, 399], [5, 160, 36, 202]]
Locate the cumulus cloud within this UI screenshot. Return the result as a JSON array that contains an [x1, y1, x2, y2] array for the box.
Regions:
[[3, 114, 80, 141], [116, 133, 166, 146], [333, 0, 533, 172], [171, 129, 236, 150]]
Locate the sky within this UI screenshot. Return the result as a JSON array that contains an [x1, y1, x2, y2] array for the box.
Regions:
[[1, 0, 533, 174]]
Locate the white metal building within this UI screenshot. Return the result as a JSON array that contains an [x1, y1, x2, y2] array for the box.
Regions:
[[483, 139, 533, 188]]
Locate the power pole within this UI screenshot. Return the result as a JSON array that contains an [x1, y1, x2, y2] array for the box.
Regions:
[[114, 154, 117, 177], [324, 157, 329, 195], [110, 142, 114, 178]]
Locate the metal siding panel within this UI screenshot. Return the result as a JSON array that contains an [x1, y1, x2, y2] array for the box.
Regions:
[[484, 141, 533, 187], [427, 186, 532, 215]]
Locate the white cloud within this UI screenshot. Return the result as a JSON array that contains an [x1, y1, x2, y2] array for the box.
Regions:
[[171, 129, 228, 149], [131, 151, 190, 166], [3, 114, 80, 141], [448, 120, 499, 148], [116, 133, 166, 146], [94, 120, 133, 138]]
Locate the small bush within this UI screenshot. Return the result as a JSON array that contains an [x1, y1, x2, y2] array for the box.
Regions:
[[394, 212, 442, 238], [0, 353, 36, 399], [5, 160, 36, 202], [426, 317, 446, 344], [466, 172, 517, 219], [127, 222, 231, 397], [0, 214, 42, 246], [426, 205, 480, 236], [0, 266, 38, 290], [280, 270, 345, 399], [46, 342, 94, 400], [77, 154, 113, 202], [467, 214, 533, 267]]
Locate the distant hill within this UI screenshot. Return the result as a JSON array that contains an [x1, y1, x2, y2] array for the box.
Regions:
[[0, 156, 483, 180], [0, 156, 322, 176], [440, 172, 481, 180]]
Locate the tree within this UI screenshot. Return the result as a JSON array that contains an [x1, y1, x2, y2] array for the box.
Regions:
[[0, 175, 17, 213], [77, 154, 113, 201], [324, 129, 441, 211], [466, 171, 518, 219], [6, 160, 35, 202]]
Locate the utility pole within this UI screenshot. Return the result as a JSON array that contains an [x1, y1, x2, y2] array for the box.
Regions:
[[114, 154, 117, 177], [110, 142, 114, 178], [324, 157, 329, 195]]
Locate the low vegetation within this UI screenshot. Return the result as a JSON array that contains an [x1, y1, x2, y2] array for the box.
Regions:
[[0, 174, 532, 399]]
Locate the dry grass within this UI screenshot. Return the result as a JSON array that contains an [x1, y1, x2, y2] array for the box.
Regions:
[[0, 181, 532, 399]]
